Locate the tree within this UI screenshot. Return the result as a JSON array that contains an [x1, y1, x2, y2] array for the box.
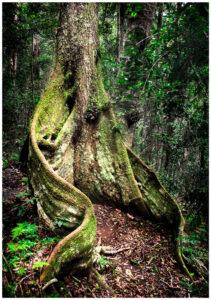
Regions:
[[116, 3, 157, 147], [28, 3, 191, 284]]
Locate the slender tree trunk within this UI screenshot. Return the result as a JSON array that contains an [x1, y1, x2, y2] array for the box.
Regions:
[[157, 3, 163, 30], [31, 32, 34, 101], [200, 99, 208, 169], [116, 3, 157, 148], [117, 3, 125, 62]]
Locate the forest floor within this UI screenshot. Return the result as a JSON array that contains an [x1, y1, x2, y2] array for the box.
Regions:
[[2, 163, 208, 298]]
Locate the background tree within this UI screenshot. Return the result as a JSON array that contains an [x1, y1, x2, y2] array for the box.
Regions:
[[3, 3, 59, 154]]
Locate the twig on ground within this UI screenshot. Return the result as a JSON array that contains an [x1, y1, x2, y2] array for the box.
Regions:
[[15, 273, 34, 296], [160, 279, 180, 289], [88, 287, 96, 298], [71, 275, 82, 283]]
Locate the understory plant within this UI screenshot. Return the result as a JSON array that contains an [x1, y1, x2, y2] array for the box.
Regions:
[[3, 222, 60, 297], [176, 213, 208, 297]]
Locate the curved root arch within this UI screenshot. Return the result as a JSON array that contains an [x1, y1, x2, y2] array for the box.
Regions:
[[127, 147, 192, 279], [28, 66, 96, 282]]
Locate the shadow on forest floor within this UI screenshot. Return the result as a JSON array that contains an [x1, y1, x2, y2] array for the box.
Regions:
[[2, 164, 208, 298]]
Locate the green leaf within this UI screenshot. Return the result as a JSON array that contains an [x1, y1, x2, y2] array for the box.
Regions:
[[9, 153, 19, 161], [21, 177, 28, 184], [8, 242, 19, 253], [17, 268, 26, 276], [3, 159, 8, 168], [16, 193, 31, 198], [131, 12, 137, 18], [56, 221, 63, 227], [130, 260, 139, 264], [32, 260, 49, 270]]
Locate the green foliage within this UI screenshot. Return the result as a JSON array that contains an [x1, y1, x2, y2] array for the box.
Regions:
[[3, 152, 8, 168], [11, 222, 38, 239], [3, 152, 20, 168], [5, 222, 60, 280], [112, 123, 124, 133], [99, 256, 110, 266], [100, 3, 208, 222], [45, 293, 60, 298], [32, 260, 49, 270], [8, 240, 37, 253], [9, 152, 19, 160], [176, 213, 208, 286], [16, 192, 31, 198], [177, 234, 208, 259], [41, 237, 60, 246], [3, 3, 59, 155], [21, 177, 28, 185], [180, 277, 208, 297], [130, 260, 139, 265], [3, 281, 17, 297]]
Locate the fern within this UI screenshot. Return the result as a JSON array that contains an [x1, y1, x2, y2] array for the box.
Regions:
[[32, 260, 49, 270], [12, 222, 38, 239]]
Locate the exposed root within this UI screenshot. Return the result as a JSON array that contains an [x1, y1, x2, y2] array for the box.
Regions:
[[95, 245, 130, 255], [42, 278, 58, 291], [91, 267, 116, 297], [126, 146, 193, 280], [42, 278, 72, 297], [93, 245, 130, 267]]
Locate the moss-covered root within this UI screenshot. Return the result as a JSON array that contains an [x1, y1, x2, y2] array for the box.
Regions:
[[40, 209, 96, 282], [91, 267, 116, 297], [126, 146, 192, 280], [176, 219, 194, 281], [28, 65, 97, 283], [43, 279, 73, 297]]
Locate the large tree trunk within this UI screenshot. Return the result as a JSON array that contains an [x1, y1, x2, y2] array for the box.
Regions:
[[28, 3, 191, 283]]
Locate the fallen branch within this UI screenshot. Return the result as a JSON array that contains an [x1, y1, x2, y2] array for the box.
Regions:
[[88, 287, 97, 298], [160, 279, 180, 290], [71, 275, 81, 283], [15, 273, 35, 296]]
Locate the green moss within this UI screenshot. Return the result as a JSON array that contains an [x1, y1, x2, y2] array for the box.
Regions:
[[126, 147, 193, 279], [34, 64, 69, 142], [29, 63, 97, 283]]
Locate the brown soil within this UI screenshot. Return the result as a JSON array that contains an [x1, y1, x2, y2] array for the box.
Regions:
[[66, 204, 188, 298]]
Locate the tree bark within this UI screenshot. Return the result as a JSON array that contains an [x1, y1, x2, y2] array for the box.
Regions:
[[28, 3, 191, 283]]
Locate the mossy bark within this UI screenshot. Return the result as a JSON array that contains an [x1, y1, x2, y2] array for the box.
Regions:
[[28, 3, 191, 282]]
